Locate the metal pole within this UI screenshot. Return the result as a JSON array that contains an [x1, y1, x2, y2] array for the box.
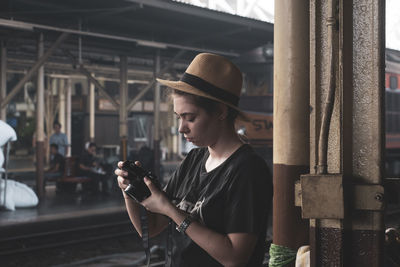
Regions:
[[119, 55, 128, 161], [272, 0, 310, 264], [1, 32, 69, 109], [36, 33, 45, 198], [153, 50, 161, 177], [77, 64, 119, 109], [127, 50, 186, 111], [89, 78, 95, 142], [66, 79, 72, 156], [0, 42, 6, 121], [58, 79, 66, 129]]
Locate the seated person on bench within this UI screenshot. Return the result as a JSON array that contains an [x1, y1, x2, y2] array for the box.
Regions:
[[44, 143, 65, 182], [79, 142, 108, 194]]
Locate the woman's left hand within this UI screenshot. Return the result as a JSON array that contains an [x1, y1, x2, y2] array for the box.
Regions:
[[141, 177, 173, 216]]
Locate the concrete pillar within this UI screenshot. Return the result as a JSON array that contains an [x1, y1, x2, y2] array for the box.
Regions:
[[89, 78, 95, 142], [153, 50, 161, 177], [119, 55, 128, 161], [36, 33, 45, 198], [66, 79, 72, 157], [272, 0, 310, 264], [0, 42, 6, 121]]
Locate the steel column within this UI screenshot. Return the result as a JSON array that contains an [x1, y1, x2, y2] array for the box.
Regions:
[[36, 33, 45, 199], [1, 42, 6, 120], [153, 50, 161, 177], [119, 55, 128, 161], [89, 78, 95, 142], [58, 79, 66, 130], [343, 0, 385, 265], [308, 0, 385, 265], [66, 79, 72, 157], [272, 1, 310, 264]]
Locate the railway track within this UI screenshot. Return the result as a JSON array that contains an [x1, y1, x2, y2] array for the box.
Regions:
[[0, 220, 136, 256], [0, 210, 166, 266]]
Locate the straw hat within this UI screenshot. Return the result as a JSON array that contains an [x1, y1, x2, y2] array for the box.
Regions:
[[156, 53, 247, 119]]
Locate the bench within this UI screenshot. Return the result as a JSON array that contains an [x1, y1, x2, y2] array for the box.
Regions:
[[55, 157, 92, 193]]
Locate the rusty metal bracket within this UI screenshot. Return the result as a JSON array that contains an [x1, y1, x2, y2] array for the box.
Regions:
[[295, 174, 385, 219], [353, 184, 384, 211], [299, 174, 344, 219]]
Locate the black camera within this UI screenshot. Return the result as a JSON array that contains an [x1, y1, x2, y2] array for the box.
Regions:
[[121, 160, 161, 202]]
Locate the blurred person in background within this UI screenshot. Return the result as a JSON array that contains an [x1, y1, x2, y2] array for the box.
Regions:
[[49, 122, 69, 156]]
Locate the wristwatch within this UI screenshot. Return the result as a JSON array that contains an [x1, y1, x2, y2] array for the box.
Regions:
[[176, 215, 194, 234]]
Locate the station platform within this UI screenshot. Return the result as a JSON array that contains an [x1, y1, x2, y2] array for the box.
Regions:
[[0, 185, 125, 227]]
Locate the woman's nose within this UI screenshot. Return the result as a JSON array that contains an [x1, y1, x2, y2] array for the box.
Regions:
[[178, 120, 188, 134]]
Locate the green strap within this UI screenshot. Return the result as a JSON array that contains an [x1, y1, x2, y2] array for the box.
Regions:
[[269, 243, 297, 267]]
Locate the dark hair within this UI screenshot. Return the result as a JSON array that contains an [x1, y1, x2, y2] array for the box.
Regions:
[[88, 142, 97, 148], [169, 89, 239, 124], [50, 143, 59, 150], [53, 121, 61, 127]]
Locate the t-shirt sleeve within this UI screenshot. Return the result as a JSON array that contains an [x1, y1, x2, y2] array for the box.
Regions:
[[223, 157, 272, 234]]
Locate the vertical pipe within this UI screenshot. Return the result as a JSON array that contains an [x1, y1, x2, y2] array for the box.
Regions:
[[89, 78, 95, 142], [66, 78, 72, 157], [119, 55, 128, 161], [154, 50, 161, 177], [272, 0, 310, 264], [36, 33, 45, 198], [0, 42, 6, 121]]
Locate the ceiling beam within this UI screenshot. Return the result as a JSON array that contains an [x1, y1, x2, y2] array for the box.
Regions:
[[125, 0, 273, 32], [0, 18, 239, 57]]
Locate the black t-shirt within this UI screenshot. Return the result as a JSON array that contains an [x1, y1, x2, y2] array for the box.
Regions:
[[50, 153, 64, 173], [80, 150, 96, 172], [164, 144, 273, 267]]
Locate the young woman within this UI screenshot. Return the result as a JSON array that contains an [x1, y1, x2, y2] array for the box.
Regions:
[[115, 53, 272, 267]]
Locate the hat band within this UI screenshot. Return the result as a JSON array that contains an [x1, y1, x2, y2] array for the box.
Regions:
[[180, 72, 239, 106]]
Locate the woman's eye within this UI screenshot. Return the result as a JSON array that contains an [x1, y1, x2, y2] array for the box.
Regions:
[[187, 116, 195, 122]]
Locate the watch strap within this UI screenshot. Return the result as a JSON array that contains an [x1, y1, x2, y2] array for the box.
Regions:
[[176, 215, 193, 234]]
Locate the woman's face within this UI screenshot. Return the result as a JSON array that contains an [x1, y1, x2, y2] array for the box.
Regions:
[[173, 94, 221, 147]]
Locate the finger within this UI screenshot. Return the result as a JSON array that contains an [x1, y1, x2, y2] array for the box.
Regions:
[[117, 176, 129, 188], [114, 168, 128, 177], [143, 177, 156, 192], [117, 161, 124, 168], [135, 161, 142, 167]]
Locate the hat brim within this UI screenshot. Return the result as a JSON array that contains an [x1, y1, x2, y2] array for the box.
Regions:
[[156, 78, 250, 121]]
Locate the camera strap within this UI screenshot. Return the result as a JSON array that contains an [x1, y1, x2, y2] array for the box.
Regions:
[[140, 205, 151, 267], [164, 219, 173, 267]]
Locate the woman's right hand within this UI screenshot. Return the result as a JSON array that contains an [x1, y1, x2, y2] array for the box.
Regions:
[[115, 161, 142, 191], [115, 161, 130, 191]]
